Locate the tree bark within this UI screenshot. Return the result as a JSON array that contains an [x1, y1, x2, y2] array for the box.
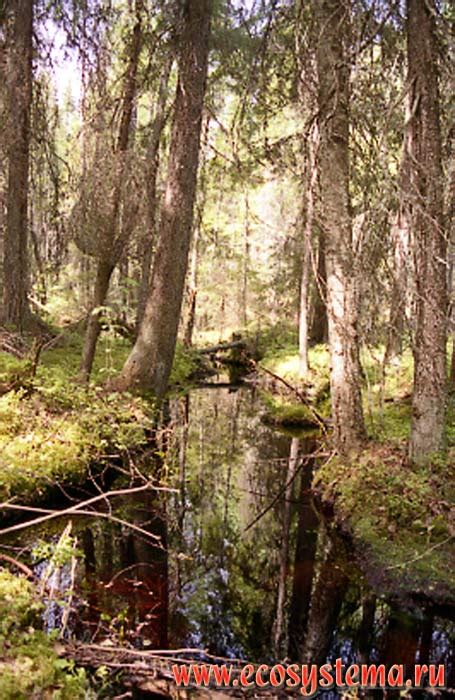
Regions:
[[183, 114, 209, 347], [241, 193, 250, 328], [407, 0, 448, 463], [136, 54, 173, 332], [79, 0, 143, 381], [451, 335, 455, 391], [299, 124, 319, 377], [310, 231, 328, 344], [3, 0, 33, 330], [315, 0, 366, 452], [79, 260, 115, 382], [116, 0, 213, 397]]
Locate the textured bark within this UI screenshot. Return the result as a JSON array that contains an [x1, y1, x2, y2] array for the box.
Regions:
[[299, 125, 318, 377], [136, 55, 173, 331], [3, 0, 33, 330], [386, 210, 410, 359], [241, 194, 250, 328], [116, 0, 212, 397], [310, 231, 328, 344], [184, 114, 209, 347], [79, 260, 115, 382], [315, 0, 365, 452], [407, 0, 448, 463], [79, 1, 143, 381], [451, 336, 455, 390]]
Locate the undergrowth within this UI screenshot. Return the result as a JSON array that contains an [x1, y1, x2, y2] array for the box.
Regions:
[[0, 568, 91, 698]]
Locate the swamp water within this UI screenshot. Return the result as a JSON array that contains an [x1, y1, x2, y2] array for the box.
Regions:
[[3, 386, 454, 695]]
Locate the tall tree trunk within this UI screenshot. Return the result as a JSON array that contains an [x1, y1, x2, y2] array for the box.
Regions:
[[79, 260, 115, 379], [3, 0, 33, 330], [407, 0, 447, 463], [315, 0, 365, 452], [299, 124, 319, 377], [116, 0, 212, 397], [79, 0, 143, 381], [451, 336, 455, 391], [184, 113, 209, 347], [310, 231, 328, 344], [136, 55, 173, 331], [241, 193, 250, 328], [183, 225, 200, 348]]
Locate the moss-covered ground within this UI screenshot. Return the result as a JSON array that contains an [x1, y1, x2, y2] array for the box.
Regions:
[[0, 331, 199, 505], [0, 333, 157, 504], [261, 337, 455, 605], [0, 567, 91, 698]]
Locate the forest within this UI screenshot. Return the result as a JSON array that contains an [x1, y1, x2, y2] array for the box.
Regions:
[[0, 0, 453, 697]]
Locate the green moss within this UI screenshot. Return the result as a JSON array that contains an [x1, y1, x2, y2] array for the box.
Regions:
[[0, 333, 157, 504], [0, 568, 91, 699], [0, 386, 155, 502], [260, 391, 321, 429], [169, 342, 200, 387], [314, 445, 455, 603]]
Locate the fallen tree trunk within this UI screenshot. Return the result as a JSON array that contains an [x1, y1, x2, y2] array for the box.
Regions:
[[198, 340, 246, 355]]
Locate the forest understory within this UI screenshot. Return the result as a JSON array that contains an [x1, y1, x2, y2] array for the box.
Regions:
[[0, 0, 454, 696], [0, 324, 453, 696]]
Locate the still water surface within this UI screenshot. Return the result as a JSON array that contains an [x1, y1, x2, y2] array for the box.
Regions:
[[6, 386, 455, 694]]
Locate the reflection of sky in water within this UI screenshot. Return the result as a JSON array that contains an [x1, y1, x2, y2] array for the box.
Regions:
[[34, 558, 73, 635]]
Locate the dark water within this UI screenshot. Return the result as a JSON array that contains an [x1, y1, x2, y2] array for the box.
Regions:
[[3, 385, 454, 694]]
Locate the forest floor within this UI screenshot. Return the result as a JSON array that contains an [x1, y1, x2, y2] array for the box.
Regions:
[[0, 325, 453, 695], [260, 331, 455, 609], [0, 332, 158, 505]]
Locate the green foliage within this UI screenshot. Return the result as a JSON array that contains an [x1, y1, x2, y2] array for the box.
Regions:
[[0, 569, 91, 699], [261, 335, 455, 603], [0, 353, 32, 386], [169, 343, 200, 388]]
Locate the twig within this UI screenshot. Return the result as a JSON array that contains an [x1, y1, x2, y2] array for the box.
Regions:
[[0, 484, 171, 537], [386, 535, 454, 571], [0, 552, 35, 579], [0, 502, 167, 548], [243, 446, 324, 533]]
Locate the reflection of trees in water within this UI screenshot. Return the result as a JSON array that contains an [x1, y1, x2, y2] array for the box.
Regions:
[[300, 529, 349, 665], [166, 388, 454, 676], [288, 437, 319, 659], [167, 388, 293, 658], [79, 492, 168, 647]]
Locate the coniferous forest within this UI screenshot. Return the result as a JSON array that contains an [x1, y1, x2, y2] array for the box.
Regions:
[[0, 0, 454, 697]]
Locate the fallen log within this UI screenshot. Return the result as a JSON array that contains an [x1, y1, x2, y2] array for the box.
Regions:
[[255, 362, 329, 432], [198, 340, 246, 354], [61, 642, 296, 697]]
